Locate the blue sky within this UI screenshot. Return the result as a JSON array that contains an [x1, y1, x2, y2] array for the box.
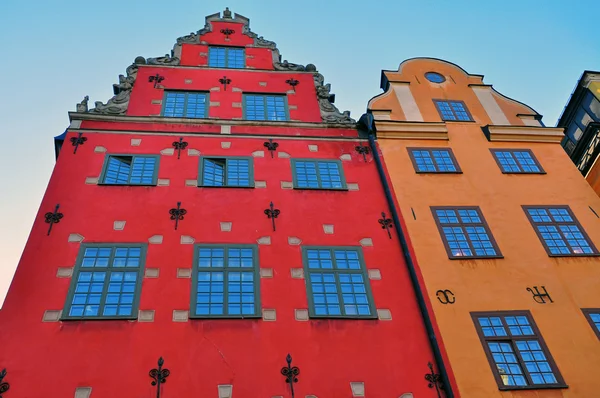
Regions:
[[0, 0, 599, 305]]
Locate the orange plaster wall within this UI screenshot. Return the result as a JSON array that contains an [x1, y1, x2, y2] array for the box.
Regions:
[[371, 58, 600, 397]]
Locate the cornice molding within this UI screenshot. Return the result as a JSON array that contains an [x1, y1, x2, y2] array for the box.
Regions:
[[484, 125, 564, 143], [374, 120, 449, 140]]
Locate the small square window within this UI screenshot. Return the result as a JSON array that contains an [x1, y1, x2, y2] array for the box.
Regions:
[[582, 309, 600, 340], [433, 100, 472, 121], [490, 149, 545, 174], [208, 47, 245, 68], [291, 159, 347, 190], [472, 311, 566, 390], [243, 94, 289, 121], [431, 206, 503, 259], [302, 246, 376, 319], [100, 155, 159, 185], [162, 91, 208, 118], [191, 244, 260, 318], [523, 206, 598, 256], [407, 148, 462, 173], [63, 244, 146, 320], [198, 157, 254, 187]]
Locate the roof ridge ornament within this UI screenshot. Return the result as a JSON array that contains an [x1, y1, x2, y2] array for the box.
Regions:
[[223, 7, 232, 19]]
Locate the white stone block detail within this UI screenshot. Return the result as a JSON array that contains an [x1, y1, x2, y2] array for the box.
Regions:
[[281, 181, 293, 189], [188, 149, 201, 156], [232, 102, 242, 108], [210, 86, 220, 91], [85, 177, 99, 185], [185, 179, 198, 186], [323, 224, 334, 234], [74, 387, 92, 398], [56, 267, 73, 278], [221, 142, 231, 149], [288, 105, 298, 110], [181, 235, 195, 244], [145, 268, 159, 278], [221, 125, 231, 134], [348, 183, 359, 191], [377, 309, 392, 320], [308, 144, 318, 152], [184, 79, 193, 84], [350, 382, 365, 397], [130, 138, 142, 146], [220, 222, 232, 232], [255, 181, 267, 188], [218, 385, 233, 398], [295, 309, 309, 321], [94, 146, 107, 153], [160, 148, 175, 155], [288, 237, 302, 245], [252, 150, 265, 157], [177, 268, 192, 278], [257, 236, 271, 245], [113, 221, 126, 230], [42, 310, 62, 322], [277, 151, 291, 158], [260, 268, 273, 278], [340, 154, 352, 161], [262, 309, 276, 321], [151, 99, 162, 105], [68, 233, 85, 243], [359, 238, 373, 247], [173, 310, 189, 322], [138, 310, 155, 322], [368, 269, 382, 280], [210, 101, 220, 107], [290, 268, 304, 279], [148, 235, 163, 244], [232, 87, 242, 92], [259, 82, 267, 86], [157, 179, 170, 186]]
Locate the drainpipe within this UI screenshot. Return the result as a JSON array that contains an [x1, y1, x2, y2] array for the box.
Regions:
[[359, 113, 454, 398]]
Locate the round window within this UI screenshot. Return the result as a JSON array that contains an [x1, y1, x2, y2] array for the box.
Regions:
[[425, 72, 445, 83]]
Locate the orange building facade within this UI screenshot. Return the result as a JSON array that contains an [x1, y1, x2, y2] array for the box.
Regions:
[[367, 58, 600, 397]]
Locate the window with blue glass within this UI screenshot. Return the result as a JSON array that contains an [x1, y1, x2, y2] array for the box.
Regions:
[[472, 311, 565, 390], [198, 156, 253, 187], [191, 245, 259, 318], [243, 94, 289, 121], [491, 149, 544, 174], [524, 206, 597, 256], [291, 159, 346, 189], [431, 207, 502, 259], [63, 244, 146, 319], [408, 148, 461, 173], [433, 100, 472, 121], [583, 309, 600, 339], [100, 155, 159, 185], [208, 47, 245, 68], [162, 91, 208, 118], [302, 246, 376, 318]]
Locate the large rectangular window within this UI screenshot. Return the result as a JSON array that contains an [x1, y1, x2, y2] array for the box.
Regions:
[[198, 156, 254, 187], [302, 246, 376, 319], [162, 91, 208, 118], [433, 100, 472, 121], [472, 311, 565, 390], [100, 155, 159, 185], [431, 206, 502, 259], [582, 309, 600, 339], [291, 159, 347, 190], [243, 94, 289, 121], [523, 206, 597, 256], [191, 245, 260, 318], [208, 47, 245, 68], [407, 148, 461, 173], [490, 149, 545, 174], [63, 244, 146, 320]]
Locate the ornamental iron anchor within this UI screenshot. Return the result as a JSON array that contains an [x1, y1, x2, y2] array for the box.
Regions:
[[149, 357, 170, 398], [286, 78, 299, 92], [0, 368, 9, 398], [425, 362, 443, 398], [378, 211, 393, 239], [219, 76, 231, 91], [148, 74, 165, 88], [436, 289, 455, 304], [172, 137, 188, 159], [527, 286, 553, 304], [355, 145, 371, 162], [70, 132, 87, 154], [281, 353, 299, 398], [44, 204, 64, 236], [169, 202, 187, 230], [220, 28, 235, 38], [263, 139, 279, 158], [264, 202, 281, 231]]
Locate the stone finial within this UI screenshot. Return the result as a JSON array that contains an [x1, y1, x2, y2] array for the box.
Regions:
[[223, 7, 232, 18], [76, 96, 89, 112]]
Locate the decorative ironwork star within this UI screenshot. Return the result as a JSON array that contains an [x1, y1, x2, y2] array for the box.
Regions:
[[149, 357, 170, 398], [425, 362, 443, 398], [169, 202, 187, 230], [0, 368, 9, 398], [264, 202, 281, 231], [286, 78, 299, 92], [172, 137, 189, 159], [70, 132, 87, 154], [378, 211, 393, 239], [263, 139, 279, 158], [148, 74, 165, 88], [281, 354, 299, 398], [44, 204, 64, 236], [355, 145, 371, 162], [220, 28, 235, 38], [219, 76, 231, 91]]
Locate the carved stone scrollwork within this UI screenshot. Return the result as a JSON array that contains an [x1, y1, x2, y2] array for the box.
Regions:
[[147, 54, 180, 66], [76, 96, 89, 113], [313, 71, 356, 125], [274, 60, 306, 71], [90, 63, 138, 115]]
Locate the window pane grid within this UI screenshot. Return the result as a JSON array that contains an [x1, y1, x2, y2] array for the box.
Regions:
[[583, 309, 600, 339], [208, 47, 244, 68], [492, 150, 542, 173], [103, 155, 157, 185], [304, 248, 373, 318], [201, 158, 252, 187], [244, 95, 288, 121], [162, 91, 208, 119], [525, 206, 596, 256], [433, 207, 501, 258], [67, 246, 143, 319], [434, 100, 472, 121], [475, 313, 562, 388], [293, 160, 344, 189], [409, 148, 459, 173], [194, 246, 258, 317]]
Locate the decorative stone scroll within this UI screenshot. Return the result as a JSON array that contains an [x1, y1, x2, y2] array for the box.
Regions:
[[313, 70, 356, 125]]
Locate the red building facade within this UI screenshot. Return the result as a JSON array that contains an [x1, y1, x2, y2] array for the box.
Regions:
[[0, 9, 451, 397]]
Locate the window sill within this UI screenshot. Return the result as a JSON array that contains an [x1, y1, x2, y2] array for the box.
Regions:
[[293, 187, 349, 191], [500, 171, 547, 175], [547, 253, 600, 258], [188, 315, 262, 320], [448, 255, 504, 260], [197, 184, 255, 189], [498, 383, 568, 391], [60, 316, 138, 321], [308, 315, 378, 320], [415, 171, 463, 175], [97, 183, 158, 187]]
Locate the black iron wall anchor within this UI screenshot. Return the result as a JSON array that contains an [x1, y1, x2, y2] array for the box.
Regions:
[[263, 139, 279, 158], [280, 354, 299, 398], [425, 362, 443, 398], [378, 211, 393, 239], [0, 368, 9, 398], [148, 74, 165, 88], [286, 78, 299, 92], [527, 286, 553, 304], [264, 202, 281, 231], [219, 76, 231, 91], [44, 204, 64, 236], [169, 202, 187, 230], [172, 137, 189, 159], [436, 289, 456, 305], [149, 357, 170, 398], [355, 145, 371, 162], [220, 28, 235, 38], [70, 132, 87, 154]]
